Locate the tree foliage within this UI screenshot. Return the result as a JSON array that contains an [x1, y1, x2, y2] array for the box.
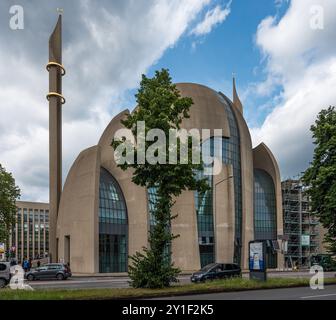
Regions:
[[0, 164, 20, 255], [302, 106, 336, 254], [112, 69, 208, 288]]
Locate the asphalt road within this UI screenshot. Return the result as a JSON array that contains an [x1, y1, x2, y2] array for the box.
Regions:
[[26, 272, 335, 290], [28, 275, 192, 290], [154, 284, 336, 300], [27, 271, 336, 290]]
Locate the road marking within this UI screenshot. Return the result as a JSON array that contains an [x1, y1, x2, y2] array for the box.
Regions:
[[31, 279, 129, 285], [30, 276, 191, 286], [301, 293, 336, 299]]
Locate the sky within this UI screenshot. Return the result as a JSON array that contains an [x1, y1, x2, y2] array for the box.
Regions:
[[0, 0, 335, 202]]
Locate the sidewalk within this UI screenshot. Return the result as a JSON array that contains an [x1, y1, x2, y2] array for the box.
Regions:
[[71, 269, 335, 278]]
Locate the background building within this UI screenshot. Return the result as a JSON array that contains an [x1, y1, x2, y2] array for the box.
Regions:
[[282, 179, 323, 267], [9, 201, 50, 263]]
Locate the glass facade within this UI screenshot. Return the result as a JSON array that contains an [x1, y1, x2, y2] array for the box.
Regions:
[[34, 210, 39, 258], [218, 94, 243, 264], [147, 186, 171, 263], [195, 150, 215, 267], [17, 210, 21, 260], [99, 168, 128, 273], [29, 209, 33, 257], [148, 187, 159, 227], [254, 169, 277, 268], [195, 94, 242, 266], [40, 211, 45, 254], [23, 209, 28, 259], [45, 210, 49, 254]]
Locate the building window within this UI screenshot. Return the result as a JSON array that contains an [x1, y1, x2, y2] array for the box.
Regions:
[[254, 169, 277, 268], [99, 168, 128, 273]]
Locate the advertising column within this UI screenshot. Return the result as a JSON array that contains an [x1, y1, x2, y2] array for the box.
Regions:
[[249, 240, 267, 281]]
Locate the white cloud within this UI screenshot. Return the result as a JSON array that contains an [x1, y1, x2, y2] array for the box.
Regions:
[[0, 0, 212, 201], [190, 1, 231, 37], [274, 0, 289, 8], [250, 0, 336, 178]]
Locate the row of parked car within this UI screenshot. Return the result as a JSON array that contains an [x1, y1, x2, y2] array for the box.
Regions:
[[0, 262, 72, 288], [1, 261, 240, 288]]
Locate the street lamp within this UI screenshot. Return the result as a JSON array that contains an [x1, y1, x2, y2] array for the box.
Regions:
[[213, 174, 234, 262], [214, 175, 234, 188]]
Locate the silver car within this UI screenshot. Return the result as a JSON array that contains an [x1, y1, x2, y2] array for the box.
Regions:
[[0, 262, 11, 288], [25, 263, 72, 281]]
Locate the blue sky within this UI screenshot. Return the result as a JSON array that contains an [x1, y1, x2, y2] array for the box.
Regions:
[[1, 0, 335, 201], [144, 0, 290, 128]]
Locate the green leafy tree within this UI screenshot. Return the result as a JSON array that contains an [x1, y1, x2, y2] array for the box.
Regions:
[[0, 164, 20, 258], [302, 106, 336, 254], [112, 69, 208, 288]]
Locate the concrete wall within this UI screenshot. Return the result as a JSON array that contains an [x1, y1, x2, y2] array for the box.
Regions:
[[56, 146, 100, 273], [171, 190, 200, 272], [177, 83, 230, 138], [213, 164, 235, 263]]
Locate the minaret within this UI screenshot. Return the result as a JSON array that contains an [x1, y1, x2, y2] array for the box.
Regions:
[[46, 14, 66, 262], [233, 75, 243, 114]]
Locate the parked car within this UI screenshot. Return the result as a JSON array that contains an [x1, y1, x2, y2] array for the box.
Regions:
[[0, 262, 11, 288], [191, 263, 241, 283], [25, 263, 72, 281]]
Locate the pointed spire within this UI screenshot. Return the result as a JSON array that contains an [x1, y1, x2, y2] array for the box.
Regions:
[[232, 74, 243, 114], [49, 14, 62, 64]]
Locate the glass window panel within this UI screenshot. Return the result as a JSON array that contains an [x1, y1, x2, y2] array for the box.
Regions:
[[99, 168, 128, 273], [254, 169, 277, 268]]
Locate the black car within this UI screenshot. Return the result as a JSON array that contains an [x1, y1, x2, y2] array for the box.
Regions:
[[191, 263, 241, 282], [25, 263, 72, 281]]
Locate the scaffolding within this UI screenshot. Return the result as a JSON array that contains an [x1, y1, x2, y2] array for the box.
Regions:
[[282, 179, 320, 268]]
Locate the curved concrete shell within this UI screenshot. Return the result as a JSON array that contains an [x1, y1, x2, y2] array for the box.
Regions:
[[253, 142, 284, 268], [56, 83, 283, 274], [229, 96, 254, 269], [56, 146, 100, 273]]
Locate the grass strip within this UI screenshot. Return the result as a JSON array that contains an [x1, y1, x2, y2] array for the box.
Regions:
[[1, 277, 336, 300]]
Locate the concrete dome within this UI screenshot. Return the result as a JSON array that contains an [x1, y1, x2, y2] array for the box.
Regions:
[[56, 82, 283, 274]]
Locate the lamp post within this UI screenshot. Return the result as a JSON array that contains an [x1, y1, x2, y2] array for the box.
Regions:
[[213, 174, 234, 262]]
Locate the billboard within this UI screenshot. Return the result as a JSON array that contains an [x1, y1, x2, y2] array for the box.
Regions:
[[0, 243, 5, 254], [301, 235, 310, 247], [249, 241, 265, 271]]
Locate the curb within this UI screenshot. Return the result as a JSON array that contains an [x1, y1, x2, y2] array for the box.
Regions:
[[79, 280, 336, 300]]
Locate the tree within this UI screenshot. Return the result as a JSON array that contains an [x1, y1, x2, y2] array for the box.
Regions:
[[302, 106, 336, 254], [112, 69, 208, 288], [0, 164, 20, 258]]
